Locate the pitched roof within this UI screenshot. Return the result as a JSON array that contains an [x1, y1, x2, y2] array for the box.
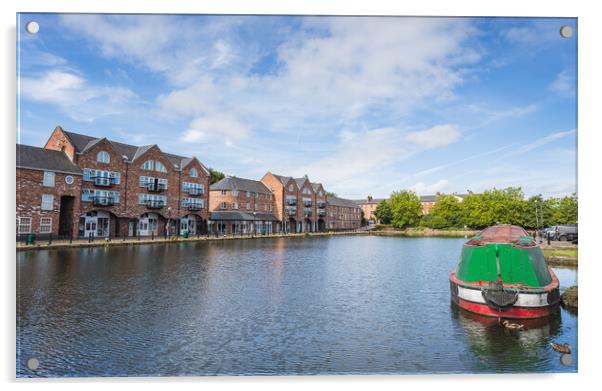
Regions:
[[327, 196, 360, 208], [62, 129, 205, 171], [209, 211, 279, 221], [271, 173, 294, 186], [294, 177, 310, 189], [210, 176, 273, 194], [17, 144, 82, 175], [420, 195, 439, 202], [354, 197, 387, 205]]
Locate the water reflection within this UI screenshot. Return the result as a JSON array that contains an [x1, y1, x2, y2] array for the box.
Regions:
[[17, 237, 577, 377]]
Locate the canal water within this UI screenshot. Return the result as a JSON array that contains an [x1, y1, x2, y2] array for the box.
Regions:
[[16, 236, 578, 377]]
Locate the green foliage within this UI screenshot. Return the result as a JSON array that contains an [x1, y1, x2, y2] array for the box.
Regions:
[[389, 190, 423, 229], [326, 191, 338, 197], [374, 199, 392, 224], [360, 210, 367, 226], [208, 168, 225, 185], [417, 187, 577, 230]]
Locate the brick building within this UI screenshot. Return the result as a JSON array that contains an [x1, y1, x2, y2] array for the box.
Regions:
[[354, 196, 387, 224], [208, 176, 279, 234], [326, 196, 362, 230], [16, 145, 83, 239], [16, 126, 210, 239]]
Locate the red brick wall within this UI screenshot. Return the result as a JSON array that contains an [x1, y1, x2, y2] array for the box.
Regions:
[[44, 126, 77, 162], [261, 173, 285, 221], [16, 167, 82, 237], [178, 160, 210, 221], [209, 189, 274, 213], [326, 204, 361, 230]]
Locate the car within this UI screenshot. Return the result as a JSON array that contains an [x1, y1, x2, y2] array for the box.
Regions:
[[541, 225, 578, 242]]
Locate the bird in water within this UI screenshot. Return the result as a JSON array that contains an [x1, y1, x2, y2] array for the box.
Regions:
[[500, 319, 524, 330], [550, 342, 571, 354]]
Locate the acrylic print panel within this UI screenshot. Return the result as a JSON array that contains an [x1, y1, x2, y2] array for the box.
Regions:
[[16, 13, 577, 377]]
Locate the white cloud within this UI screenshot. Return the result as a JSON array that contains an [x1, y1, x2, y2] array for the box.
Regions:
[[406, 124, 460, 148], [180, 114, 251, 146], [549, 70, 575, 95], [409, 180, 450, 195], [20, 70, 138, 122]]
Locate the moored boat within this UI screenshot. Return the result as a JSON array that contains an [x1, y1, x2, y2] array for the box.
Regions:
[[450, 225, 560, 319]]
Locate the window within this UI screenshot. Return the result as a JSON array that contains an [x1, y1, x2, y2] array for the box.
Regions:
[[232, 203, 238, 209], [289, 184, 294, 191], [246, 203, 250, 209], [141, 160, 154, 170], [43, 171, 55, 187], [232, 190, 239, 196], [189, 167, 198, 177], [41, 194, 54, 210], [40, 217, 52, 233], [221, 190, 227, 196], [155, 161, 167, 173], [220, 202, 227, 209], [97, 151, 110, 163], [247, 191, 251, 197], [65, 175, 74, 185], [18, 217, 31, 234]]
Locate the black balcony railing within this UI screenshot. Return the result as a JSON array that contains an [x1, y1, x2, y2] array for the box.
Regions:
[[187, 188, 202, 196], [303, 201, 312, 207], [286, 199, 297, 206], [318, 210, 326, 217], [92, 196, 116, 207], [145, 200, 165, 209], [317, 202, 326, 208], [93, 176, 117, 187], [285, 207, 297, 216], [184, 203, 203, 211], [147, 183, 167, 192], [303, 208, 312, 217]]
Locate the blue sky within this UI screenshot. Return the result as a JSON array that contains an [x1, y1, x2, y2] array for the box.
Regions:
[[17, 14, 577, 199]]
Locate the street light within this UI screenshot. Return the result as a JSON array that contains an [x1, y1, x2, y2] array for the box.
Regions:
[[167, 206, 172, 238]]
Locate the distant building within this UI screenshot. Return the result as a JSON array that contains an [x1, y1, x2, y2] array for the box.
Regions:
[[354, 196, 387, 224], [208, 176, 279, 235], [327, 196, 362, 230], [420, 192, 473, 214]]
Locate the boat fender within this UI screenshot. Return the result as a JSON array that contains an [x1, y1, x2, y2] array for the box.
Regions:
[[481, 280, 519, 309]]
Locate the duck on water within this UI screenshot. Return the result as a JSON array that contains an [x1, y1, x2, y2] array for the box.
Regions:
[[450, 225, 560, 319]]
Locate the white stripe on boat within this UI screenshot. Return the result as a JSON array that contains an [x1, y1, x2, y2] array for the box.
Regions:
[[456, 285, 549, 308]]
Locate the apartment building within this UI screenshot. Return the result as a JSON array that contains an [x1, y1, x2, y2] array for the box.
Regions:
[[326, 196, 362, 230], [16, 126, 210, 239], [208, 176, 278, 234]]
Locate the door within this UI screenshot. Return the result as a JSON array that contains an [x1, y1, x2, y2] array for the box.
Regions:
[[97, 217, 109, 237], [58, 196, 75, 237]]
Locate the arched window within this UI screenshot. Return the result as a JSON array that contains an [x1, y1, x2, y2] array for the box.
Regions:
[[97, 151, 110, 163], [141, 160, 154, 170], [155, 161, 167, 173], [189, 167, 198, 177]]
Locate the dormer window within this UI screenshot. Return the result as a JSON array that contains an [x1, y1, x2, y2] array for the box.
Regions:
[[141, 160, 154, 170], [189, 167, 198, 177], [97, 151, 110, 164], [155, 161, 167, 173]]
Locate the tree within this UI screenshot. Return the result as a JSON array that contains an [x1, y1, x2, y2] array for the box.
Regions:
[[360, 210, 367, 226], [208, 168, 225, 185], [428, 194, 462, 228], [557, 193, 578, 224], [389, 190, 422, 229], [459, 187, 528, 229], [374, 199, 392, 224], [326, 191, 338, 197]]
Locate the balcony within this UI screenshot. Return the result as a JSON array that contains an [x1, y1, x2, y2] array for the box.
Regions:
[[92, 196, 115, 207], [145, 200, 165, 209], [317, 202, 326, 209], [187, 188, 203, 196], [286, 199, 297, 206], [184, 203, 203, 211], [93, 176, 117, 187], [303, 201, 312, 207], [147, 182, 167, 192], [318, 210, 326, 217], [285, 207, 297, 216], [303, 208, 312, 217]]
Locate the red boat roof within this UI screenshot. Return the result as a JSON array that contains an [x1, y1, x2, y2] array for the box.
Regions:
[[466, 225, 531, 245]]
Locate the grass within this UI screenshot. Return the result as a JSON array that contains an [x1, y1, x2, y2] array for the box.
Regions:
[[561, 286, 578, 308], [542, 249, 578, 267]]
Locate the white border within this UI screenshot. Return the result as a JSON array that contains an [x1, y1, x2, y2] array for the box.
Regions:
[[2, 1, 601, 390]]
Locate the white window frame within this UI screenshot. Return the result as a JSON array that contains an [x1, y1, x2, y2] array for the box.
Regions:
[[97, 151, 110, 163], [41, 194, 54, 211], [220, 202, 227, 209], [43, 171, 55, 187], [232, 190, 239, 196], [189, 167, 198, 177], [18, 217, 32, 234], [155, 160, 167, 173], [232, 202, 238, 209], [141, 160, 154, 171], [39, 217, 52, 233]]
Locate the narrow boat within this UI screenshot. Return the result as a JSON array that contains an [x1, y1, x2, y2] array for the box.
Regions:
[[450, 225, 560, 319]]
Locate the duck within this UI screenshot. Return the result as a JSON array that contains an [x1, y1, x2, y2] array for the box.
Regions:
[[550, 342, 571, 354], [501, 319, 524, 330]]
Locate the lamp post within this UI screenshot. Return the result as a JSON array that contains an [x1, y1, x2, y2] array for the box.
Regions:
[[167, 206, 172, 238], [253, 211, 257, 237]]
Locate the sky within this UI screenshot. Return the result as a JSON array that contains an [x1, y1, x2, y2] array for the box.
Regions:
[[17, 14, 577, 199]]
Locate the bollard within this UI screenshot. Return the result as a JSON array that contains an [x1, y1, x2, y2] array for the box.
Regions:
[[48, 233, 52, 245], [69, 233, 73, 244], [151, 231, 154, 240], [137, 232, 141, 241]]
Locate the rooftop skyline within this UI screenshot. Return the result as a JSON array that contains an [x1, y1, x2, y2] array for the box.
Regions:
[[17, 14, 577, 199]]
